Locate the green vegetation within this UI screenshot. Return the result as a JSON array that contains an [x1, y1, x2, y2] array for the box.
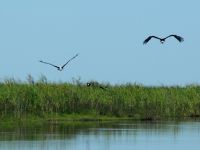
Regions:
[[1, 76, 200, 121]]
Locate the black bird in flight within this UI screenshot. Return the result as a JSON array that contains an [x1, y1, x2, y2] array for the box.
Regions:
[[143, 35, 184, 44], [39, 53, 78, 71]]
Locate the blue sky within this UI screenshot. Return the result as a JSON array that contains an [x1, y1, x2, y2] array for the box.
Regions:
[[0, 0, 200, 85]]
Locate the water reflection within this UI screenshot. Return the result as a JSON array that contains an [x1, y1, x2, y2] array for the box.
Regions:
[[0, 120, 200, 150]]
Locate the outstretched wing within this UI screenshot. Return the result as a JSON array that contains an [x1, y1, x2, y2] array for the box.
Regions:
[[39, 60, 60, 69], [164, 35, 184, 42], [143, 36, 161, 44], [61, 53, 79, 69]]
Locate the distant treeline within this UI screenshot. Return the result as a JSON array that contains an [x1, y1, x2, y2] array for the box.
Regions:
[[1, 76, 200, 120]]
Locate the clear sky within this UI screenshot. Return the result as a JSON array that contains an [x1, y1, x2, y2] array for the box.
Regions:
[[0, 0, 200, 85]]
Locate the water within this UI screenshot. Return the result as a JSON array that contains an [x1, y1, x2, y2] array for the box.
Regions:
[[0, 120, 200, 150]]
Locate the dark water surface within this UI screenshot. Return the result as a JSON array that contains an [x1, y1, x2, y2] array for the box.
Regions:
[[0, 120, 200, 150]]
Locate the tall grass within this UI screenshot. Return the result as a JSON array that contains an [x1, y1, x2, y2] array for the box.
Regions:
[[1, 76, 200, 120]]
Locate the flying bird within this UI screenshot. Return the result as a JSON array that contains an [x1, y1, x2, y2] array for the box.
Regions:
[[39, 53, 78, 71], [143, 35, 184, 44]]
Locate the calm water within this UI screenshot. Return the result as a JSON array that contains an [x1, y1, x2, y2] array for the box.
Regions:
[[0, 120, 200, 150]]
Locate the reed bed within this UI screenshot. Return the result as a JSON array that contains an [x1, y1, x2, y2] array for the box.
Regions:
[[1, 77, 200, 120]]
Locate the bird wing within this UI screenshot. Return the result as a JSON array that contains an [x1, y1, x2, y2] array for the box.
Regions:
[[39, 60, 60, 69], [143, 36, 161, 44], [164, 35, 184, 42], [61, 53, 79, 69]]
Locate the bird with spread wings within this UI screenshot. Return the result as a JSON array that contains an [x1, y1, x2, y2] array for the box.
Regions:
[[39, 53, 79, 71], [143, 35, 184, 44]]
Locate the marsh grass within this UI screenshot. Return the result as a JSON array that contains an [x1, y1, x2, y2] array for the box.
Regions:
[[1, 77, 200, 120]]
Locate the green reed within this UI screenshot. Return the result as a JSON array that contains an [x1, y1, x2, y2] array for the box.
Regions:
[[1, 77, 200, 120]]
